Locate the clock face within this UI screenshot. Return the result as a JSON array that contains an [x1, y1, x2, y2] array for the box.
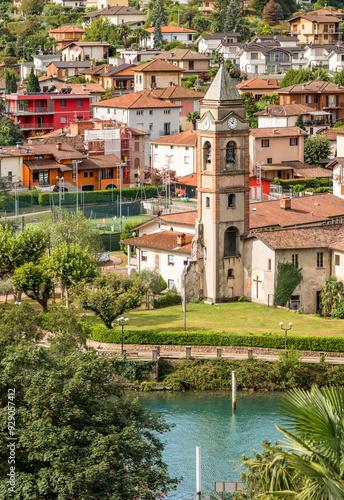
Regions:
[[228, 116, 238, 130], [202, 117, 210, 130]]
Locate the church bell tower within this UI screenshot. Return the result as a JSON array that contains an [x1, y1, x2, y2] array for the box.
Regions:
[[196, 65, 250, 302]]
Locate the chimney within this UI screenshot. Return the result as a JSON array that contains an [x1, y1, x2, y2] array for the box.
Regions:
[[292, 100, 296, 104], [105, 65, 109, 74], [280, 197, 291, 210], [273, 128, 278, 134], [169, 81, 173, 87], [177, 233, 186, 246], [82, 84, 86, 91], [267, 79, 270, 85], [56, 142, 62, 151], [182, 27, 185, 31], [299, 129, 302, 134], [302, 83, 306, 89]]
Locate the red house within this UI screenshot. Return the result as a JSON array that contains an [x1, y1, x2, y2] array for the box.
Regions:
[[249, 176, 271, 201], [4, 92, 91, 138]]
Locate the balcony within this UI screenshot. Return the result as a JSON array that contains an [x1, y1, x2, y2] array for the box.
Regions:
[[304, 120, 331, 126], [17, 123, 54, 131], [5, 102, 55, 115], [159, 129, 178, 137]]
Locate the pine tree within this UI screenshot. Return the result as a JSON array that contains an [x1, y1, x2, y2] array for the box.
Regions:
[[10, 73, 17, 93], [223, 0, 244, 35], [5, 70, 10, 94], [262, 0, 283, 25], [151, 0, 168, 27], [295, 114, 306, 131], [153, 18, 164, 48], [26, 68, 40, 92]]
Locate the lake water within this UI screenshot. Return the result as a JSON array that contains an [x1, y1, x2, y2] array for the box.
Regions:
[[136, 391, 283, 500]]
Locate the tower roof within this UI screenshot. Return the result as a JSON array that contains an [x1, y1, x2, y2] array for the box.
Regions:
[[204, 65, 242, 103]]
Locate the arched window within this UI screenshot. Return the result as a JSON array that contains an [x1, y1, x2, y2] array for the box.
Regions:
[[224, 227, 238, 257], [228, 194, 236, 208], [203, 141, 211, 169], [226, 141, 236, 165]]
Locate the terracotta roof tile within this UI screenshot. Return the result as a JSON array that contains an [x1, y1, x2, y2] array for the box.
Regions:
[[85, 5, 143, 17], [79, 154, 121, 170], [279, 81, 344, 93], [254, 103, 315, 117], [250, 127, 308, 138], [133, 59, 183, 72], [154, 49, 211, 61], [150, 130, 197, 146], [22, 143, 85, 161], [121, 231, 193, 253], [237, 77, 279, 90], [320, 128, 340, 141], [49, 25, 85, 33], [288, 14, 342, 22], [173, 173, 197, 186], [250, 193, 344, 229], [91, 93, 181, 109], [139, 86, 204, 100], [158, 211, 197, 225]]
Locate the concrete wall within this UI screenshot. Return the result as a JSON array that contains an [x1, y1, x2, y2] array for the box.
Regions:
[[134, 72, 181, 92], [0, 156, 22, 183], [151, 143, 196, 177]]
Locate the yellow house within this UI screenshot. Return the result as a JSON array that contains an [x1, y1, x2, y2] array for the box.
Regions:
[[288, 14, 341, 44], [133, 60, 183, 92]]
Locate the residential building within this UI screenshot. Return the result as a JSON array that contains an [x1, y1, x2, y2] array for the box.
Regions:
[[197, 33, 240, 55], [118, 48, 164, 65], [252, 160, 332, 183], [150, 130, 198, 177], [52, 0, 86, 6], [133, 60, 183, 92], [91, 93, 181, 165], [49, 83, 105, 104], [278, 81, 344, 124], [143, 26, 197, 49], [47, 61, 92, 79], [312, 8, 344, 18], [326, 45, 344, 72], [153, 49, 211, 76], [288, 14, 342, 44], [61, 42, 110, 62], [81, 63, 135, 90], [4, 92, 91, 138], [32, 54, 61, 74], [217, 41, 245, 67], [86, 0, 128, 10], [49, 26, 85, 53], [303, 44, 330, 68], [236, 77, 280, 100], [198, 0, 216, 13], [326, 129, 344, 198], [17, 76, 64, 94], [238, 43, 292, 74], [252, 34, 299, 47], [317, 128, 338, 158], [0, 148, 23, 183], [138, 85, 205, 129], [84, 5, 145, 26], [254, 103, 331, 135], [172, 173, 197, 198], [249, 127, 308, 174]]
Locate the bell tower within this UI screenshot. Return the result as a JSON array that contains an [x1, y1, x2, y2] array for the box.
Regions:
[[196, 65, 250, 302]]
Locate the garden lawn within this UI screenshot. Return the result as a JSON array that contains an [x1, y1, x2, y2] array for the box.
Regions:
[[125, 302, 344, 337]]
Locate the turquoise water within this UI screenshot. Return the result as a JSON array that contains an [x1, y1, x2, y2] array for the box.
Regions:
[[136, 391, 283, 500]]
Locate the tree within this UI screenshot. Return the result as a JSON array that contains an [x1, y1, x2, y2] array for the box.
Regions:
[[153, 18, 164, 48], [0, 345, 179, 498], [0, 277, 13, 303], [192, 14, 211, 33], [116, 23, 131, 47], [274, 262, 303, 307], [280, 67, 330, 88], [223, 0, 244, 34], [137, 268, 167, 306], [334, 68, 344, 86], [304, 134, 331, 164], [295, 113, 306, 131], [262, 0, 283, 25], [80, 273, 146, 328], [83, 17, 119, 44], [13, 262, 53, 312], [5, 70, 16, 94], [132, 27, 150, 47], [21, 0, 43, 15], [235, 386, 344, 499], [320, 275, 344, 316], [187, 111, 200, 130], [26, 67, 40, 93], [151, 0, 168, 27], [49, 243, 97, 308], [0, 116, 23, 146], [120, 220, 138, 254], [0, 302, 41, 348]]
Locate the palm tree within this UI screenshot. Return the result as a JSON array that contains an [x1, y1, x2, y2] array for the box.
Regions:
[[132, 27, 150, 48], [186, 111, 200, 130], [240, 386, 344, 499], [116, 24, 131, 47], [321, 276, 344, 315]]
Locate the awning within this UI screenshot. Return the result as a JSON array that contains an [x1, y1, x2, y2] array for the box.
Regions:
[[260, 164, 292, 171], [308, 111, 332, 116]]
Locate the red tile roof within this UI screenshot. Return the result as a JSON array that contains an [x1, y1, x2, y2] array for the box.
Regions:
[[250, 194, 344, 230], [237, 77, 279, 91], [133, 60, 183, 73], [139, 86, 205, 100], [150, 130, 197, 146], [254, 103, 315, 117], [49, 25, 85, 33], [250, 127, 308, 138], [279, 81, 344, 93], [91, 93, 181, 109], [173, 173, 198, 186], [158, 211, 198, 225], [121, 231, 193, 253]]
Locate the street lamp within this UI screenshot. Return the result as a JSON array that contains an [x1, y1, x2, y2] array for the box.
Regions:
[[15, 301, 21, 322], [117, 316, 129, 355], [279, 322, 292, 351]]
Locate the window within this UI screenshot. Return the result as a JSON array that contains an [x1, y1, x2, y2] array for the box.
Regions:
[[226, 141, 236, 165], [203, 141, 211, 169], [149, 123, 153, 132], [305, 95, 312, 104], [267, 158, 272, 164], [164, 110, 171, 115], [170, 146, 174, 150], [135, 140, 140, 151], [60, 100, 66, 108], [141, 251, 147, 261], [84, 172, 89, 178], [89, 172, 94, 178], [290, 138, 299, 146], [164, 123, 170, 135], [206, 196, 210, 208], [224, 227, 238, 257], [168, 279, 175, 289], [185, 147, 189, 151], [228, 194, 235, 208], [77, 99, 83, 107], [292, 254, 299, 268], [261, 139, 270, 148], [168, 255, 174, 266], [136, 110, 143, 116], [107, 109, 110, 114], [7, 171, 12, 180], [326, 95, 338, 107], [317, 252, 324, 268], [268, 259, 272, 271], [33, 171, 39, 182], [335, 254, 340, 266], [184, 156, 189, 164], [101, 168, 114, 179], [227, 269, 234, 278], [189, 61, 194, 70], [251, 52, 258, 60], [60, 117, 67, 123]]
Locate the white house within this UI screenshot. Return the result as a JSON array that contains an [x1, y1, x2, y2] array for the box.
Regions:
[[238, 44, 267, 74], [217, 42, 244, 66], [32, 54, 61, 74], [118, 48, 164, 65], [91, 92, 181, 166], [84, 5, 145, 26], [150, 130, 197, 177], [304, 44, 330, 68], [51, 0, 86, 6], [143, 26, 197, 49], [328, 129, 344, 199], [61, 42, 110, 62], [326, 46, 344, 71], [197, 32, 241, 55]]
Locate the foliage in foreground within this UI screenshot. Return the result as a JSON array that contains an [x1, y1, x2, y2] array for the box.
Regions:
[[0, 345, 179, 499], [274, 262, 303, 307]]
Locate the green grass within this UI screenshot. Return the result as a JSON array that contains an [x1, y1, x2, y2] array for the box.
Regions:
[[124, 302, 344, 337]]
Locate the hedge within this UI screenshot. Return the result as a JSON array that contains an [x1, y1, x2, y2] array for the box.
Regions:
[[89, 327, 344, 352], [276, 178, 330, 190], [38, 187, 158, 206]]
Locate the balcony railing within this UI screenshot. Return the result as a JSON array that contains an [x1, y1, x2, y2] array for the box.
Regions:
[[159, 129, 178, 137], [304, 120, 331, 126], [5, 102, 55, 115], [16, 123, 54, 131]]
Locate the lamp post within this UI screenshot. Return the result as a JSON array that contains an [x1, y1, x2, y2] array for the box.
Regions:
[[117, 316, 129, 355], [279, 322, 292, 351], [15, 301, 21, 322], [56, 176, 64, 209], [116, 162, 126, 233]]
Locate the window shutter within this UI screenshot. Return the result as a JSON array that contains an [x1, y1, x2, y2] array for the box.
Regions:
[[326, 95, 329, 107]]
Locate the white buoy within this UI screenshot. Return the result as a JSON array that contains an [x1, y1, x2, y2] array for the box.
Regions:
[[196, 445, 201, 496]]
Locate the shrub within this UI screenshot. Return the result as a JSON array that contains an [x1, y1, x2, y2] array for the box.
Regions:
[[152, 290, 182, 309], [37, 187, 158, 206], [293, 184, 304, 193]]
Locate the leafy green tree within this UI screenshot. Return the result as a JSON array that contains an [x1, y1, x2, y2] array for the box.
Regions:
[[295, 113, 306, 131], [151, 0, 168, 27], [262, 0, 283, 25], [0, 116, 23, 146], [187, 111, 200, 130], [120, 220, 138, 254], [83, 17, 120, 45], [132, 27, 150, 47], [0, 277, 13, 303], [192, 14, 211, 32], [274, 262, 302, 307], [251, 0, 268, 16], [334, 68, 344, 86], [320, 275, 344, 316], [304, 134, 331, 164], [5, 70, 16, 94], [241, 91, 258, 127], [13, 262, 53, 311], [280, 67, 330, 88], [49, 243, 97, 308], [0, 302, 42, 348], [153, 18, 164, 48], [0, 345, 180, 499], [21, 0, 43, 15], [26, 67, 40, 92], [80, 273, 145, 328], [117, 23, 131, 46]]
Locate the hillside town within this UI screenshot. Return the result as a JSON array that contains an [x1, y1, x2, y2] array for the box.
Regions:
[[1, 0, 344, 498]]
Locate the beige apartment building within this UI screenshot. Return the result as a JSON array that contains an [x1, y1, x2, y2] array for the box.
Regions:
[[49, 26, 85, 53], [133, 60, 183, 92], [288, 14, 341, 44], [153, 49, 211, 75]]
